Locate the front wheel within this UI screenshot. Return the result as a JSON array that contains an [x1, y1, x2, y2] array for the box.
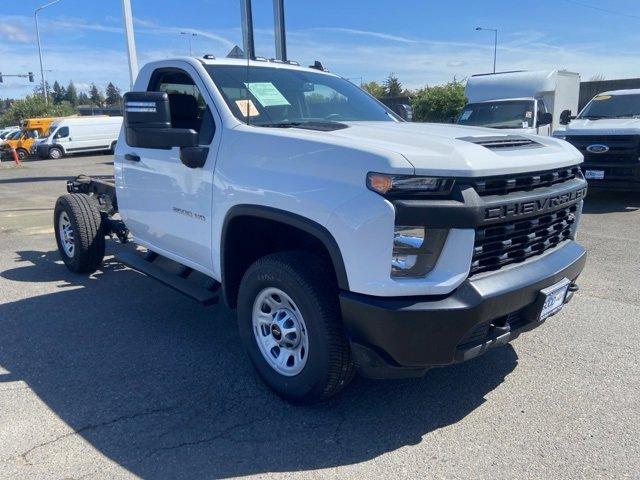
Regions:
[[16, 148, 28, 161], [237, 252, 355, 404], [48, 147, 63, 159], [54, 194, 105, 273]]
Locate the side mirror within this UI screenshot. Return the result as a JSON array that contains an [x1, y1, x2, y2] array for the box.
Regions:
[[538, 112, 553, 127], [559, 110, 573, 125], [123, 91, 198, 149]]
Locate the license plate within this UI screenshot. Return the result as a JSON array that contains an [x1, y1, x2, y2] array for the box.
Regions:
[[585, 169, 605, 180], [539, 278, 571, 321]]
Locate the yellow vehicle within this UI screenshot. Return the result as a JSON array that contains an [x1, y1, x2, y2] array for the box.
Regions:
[[1, 117, 54, 161]]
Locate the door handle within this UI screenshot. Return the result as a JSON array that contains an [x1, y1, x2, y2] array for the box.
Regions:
[[124, 153, 140, 162]]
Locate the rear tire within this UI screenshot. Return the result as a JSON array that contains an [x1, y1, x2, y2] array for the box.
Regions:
[[54, 194, 105, 273], [48, 147, 63, 159], [237, 252, 355, 404]]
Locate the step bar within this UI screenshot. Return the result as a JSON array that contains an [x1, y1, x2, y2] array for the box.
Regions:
[[116, 251, 220, 306]]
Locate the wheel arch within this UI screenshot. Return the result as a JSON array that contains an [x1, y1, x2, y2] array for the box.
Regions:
[[221, 205, 349, 309]]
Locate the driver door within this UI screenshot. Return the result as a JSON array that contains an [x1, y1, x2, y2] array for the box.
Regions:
[[118, 65, 220, 273]]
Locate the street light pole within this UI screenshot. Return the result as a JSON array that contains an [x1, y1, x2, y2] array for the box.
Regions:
[[475, 27, 498, 73], [180, 32, 198, 56], [122, 0, 139, 89], [34, 0, 62, 103]]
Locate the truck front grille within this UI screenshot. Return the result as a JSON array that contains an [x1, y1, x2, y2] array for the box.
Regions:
[[471, 204, 579, 275], [463, 166, 582, 196], [565, 135, 640, 165]]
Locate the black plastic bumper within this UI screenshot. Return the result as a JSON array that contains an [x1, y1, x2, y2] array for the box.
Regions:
[[340, 240, 587, 379], [36, 144, 51, 158]]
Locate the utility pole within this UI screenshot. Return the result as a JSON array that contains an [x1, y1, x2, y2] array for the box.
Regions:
[[240, 0, 255, 59], [35, 0, 61, 103], [475, 27, 498, 73], [122, 0, 139, 89]]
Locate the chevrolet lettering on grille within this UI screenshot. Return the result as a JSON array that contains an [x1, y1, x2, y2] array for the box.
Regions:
[[484, 187, 587, 221]]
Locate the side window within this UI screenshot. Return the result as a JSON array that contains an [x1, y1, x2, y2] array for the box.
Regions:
[[537, 99, 547, 117], [149, 69, 215, 144], [55, 127, 69, 139]]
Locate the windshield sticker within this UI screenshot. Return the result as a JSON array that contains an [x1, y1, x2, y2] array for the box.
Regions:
[[522, 121, 529, 128], [235, 99, 259, 117], [525, 111, 533, 118], [460, 110, 472, 121], [244, 82, 291, 107], [594, 95, 612, 101]]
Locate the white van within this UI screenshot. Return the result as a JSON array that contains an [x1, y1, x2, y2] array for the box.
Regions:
[[34, 116, 123, 159]]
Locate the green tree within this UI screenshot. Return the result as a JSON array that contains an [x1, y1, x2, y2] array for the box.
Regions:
[[383, 73, 403, 97], [411, 80, 466, 123], [77, 92, 90, 105], [0, 94, 76, 127], [51, 81, 67, 104], [33, 81, 51, 98], [89, 83, 105, 106], [105, 82, 123, 106], [66, 81, 78, 106], [361, 81, 386, 99]]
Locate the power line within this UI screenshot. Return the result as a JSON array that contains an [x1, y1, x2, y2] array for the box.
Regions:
[[562, 0, 640, 20]]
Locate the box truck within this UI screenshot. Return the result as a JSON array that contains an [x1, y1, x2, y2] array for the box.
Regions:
[[457, 70, 580, 136]]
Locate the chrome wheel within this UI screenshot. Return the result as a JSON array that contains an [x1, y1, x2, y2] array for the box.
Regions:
[[252, 287, 309, 376], [58, 212, 75, 257], [49, 148, 62, 159]]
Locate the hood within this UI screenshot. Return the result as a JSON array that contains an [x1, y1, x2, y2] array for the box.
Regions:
[[563, 118, 640, 136], [324, 122, 582, 177]]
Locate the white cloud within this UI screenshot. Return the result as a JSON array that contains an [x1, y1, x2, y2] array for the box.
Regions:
[[0, 23, 32, 43]]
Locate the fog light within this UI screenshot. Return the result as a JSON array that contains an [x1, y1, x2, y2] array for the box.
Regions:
[[391, 226, 448, 277]]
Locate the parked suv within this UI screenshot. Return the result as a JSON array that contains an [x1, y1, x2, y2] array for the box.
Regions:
[[54, 57, 587, 403]]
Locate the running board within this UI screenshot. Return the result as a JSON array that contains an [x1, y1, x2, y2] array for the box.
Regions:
[[116, 251, 220, 306]]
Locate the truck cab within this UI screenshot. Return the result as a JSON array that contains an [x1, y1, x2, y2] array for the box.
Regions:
[[457, 97, 552, 135], [54, 57, 587, 403], [0, 117, 54, 161], [555, 89, 640, 190]]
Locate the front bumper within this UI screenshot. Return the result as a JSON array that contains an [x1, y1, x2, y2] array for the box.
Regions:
[[581, 163, 640, 191], [340, 240, 586, 378]]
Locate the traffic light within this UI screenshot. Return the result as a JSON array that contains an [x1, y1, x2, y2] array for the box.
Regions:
[[28, 72, 34, 82]]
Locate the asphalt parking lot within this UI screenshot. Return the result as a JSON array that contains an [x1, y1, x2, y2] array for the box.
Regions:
[[0, 154, 639, 480]]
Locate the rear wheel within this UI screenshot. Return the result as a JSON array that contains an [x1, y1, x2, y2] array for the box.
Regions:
[[237, 252, 355, 404], [48, 147, 63, 159], [54, 194, 105, 273]]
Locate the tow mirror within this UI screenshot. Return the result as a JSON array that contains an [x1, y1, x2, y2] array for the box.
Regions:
[[123, 91, 198, 149], [538, 112, 553, 127], [559, 109, 573, 125]]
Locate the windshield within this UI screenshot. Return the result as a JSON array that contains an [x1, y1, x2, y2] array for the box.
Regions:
[[42, 124, 59, 139], [578, 94, 640, 119], [457, 100, 535, 129], [205, 65, 395, 127], [8, 131, 22, 140]]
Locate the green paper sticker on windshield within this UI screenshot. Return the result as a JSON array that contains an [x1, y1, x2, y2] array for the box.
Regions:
[[245, 82, 290, 107]]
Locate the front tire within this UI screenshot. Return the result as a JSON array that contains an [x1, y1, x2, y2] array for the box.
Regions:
[[16, 148, 28, 161], [237, 252, 355, 404], [48, 147, 63, 159], [54, 194, 105, 273]]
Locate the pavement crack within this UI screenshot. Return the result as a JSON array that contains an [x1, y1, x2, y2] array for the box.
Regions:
[[14, 403, 185, 465], [144, 413, 271, 459]]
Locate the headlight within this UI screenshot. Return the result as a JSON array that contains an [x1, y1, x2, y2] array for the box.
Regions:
[[391, 226, 448, 277], [367, 173, 453, 196]]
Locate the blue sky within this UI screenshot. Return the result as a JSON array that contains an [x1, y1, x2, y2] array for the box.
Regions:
[[1, 0, 639, 98]]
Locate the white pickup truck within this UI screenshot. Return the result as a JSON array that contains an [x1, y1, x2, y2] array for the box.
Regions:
[[555, 89, 640, 190], [54, 57, 587, 403]]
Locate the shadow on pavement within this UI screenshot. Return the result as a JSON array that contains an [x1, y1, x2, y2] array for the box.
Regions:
[[0, 248, 518, 479], [583, 190, 640, 214]]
